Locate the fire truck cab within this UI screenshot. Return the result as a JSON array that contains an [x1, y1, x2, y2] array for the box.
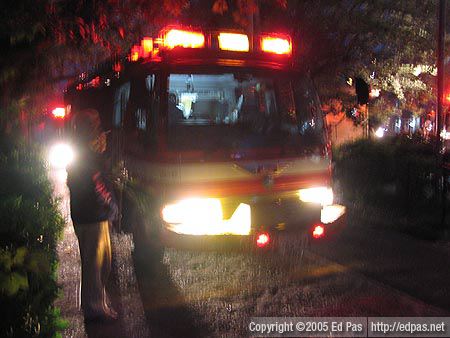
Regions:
[[65, 26, 345, 252]]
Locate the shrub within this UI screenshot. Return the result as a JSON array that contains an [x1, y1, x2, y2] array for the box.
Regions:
[[334, 136, 440, 211], [0, 136, 66, 337]]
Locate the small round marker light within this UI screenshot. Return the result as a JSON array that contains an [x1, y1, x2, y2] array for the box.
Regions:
[[312, 224, 325, 239], [256, 232, 270, 248]]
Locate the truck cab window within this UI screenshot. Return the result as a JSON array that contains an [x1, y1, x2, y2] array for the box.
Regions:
[[123, 74, 157, 153], [113, 82, 131, 127]]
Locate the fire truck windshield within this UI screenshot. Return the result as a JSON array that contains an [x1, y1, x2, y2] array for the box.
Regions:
[[167, 71, 325, 157]]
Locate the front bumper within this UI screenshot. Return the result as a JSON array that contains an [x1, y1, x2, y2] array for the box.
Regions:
[[159, 191, 346, 251]]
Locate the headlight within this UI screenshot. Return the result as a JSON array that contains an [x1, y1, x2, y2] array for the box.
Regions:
[[161, 198, 251, 236], [49, 143, 74, 169], [298, 187, 333, 206], [321, 204, 346, 224]]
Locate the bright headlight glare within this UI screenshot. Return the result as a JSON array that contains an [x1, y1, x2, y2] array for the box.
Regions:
[[49, 143, 74, 169], [321, 204, 346, 224], [161, 198, 251, 235], [298, 187, 333, 206], [162, 198, 223, 226]]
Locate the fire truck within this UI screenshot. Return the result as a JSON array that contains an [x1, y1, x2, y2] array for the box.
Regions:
[[64, 26, 345, 253]]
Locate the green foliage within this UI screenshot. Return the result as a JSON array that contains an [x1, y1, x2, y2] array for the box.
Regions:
[[0, 135, 66, 337]]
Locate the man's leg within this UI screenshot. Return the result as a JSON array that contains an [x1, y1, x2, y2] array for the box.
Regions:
[[99, 221, 117, 316], [74, 222, 108, 318]]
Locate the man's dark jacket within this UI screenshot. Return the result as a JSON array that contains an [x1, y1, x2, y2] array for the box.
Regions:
[[67, 150, 118, 224]]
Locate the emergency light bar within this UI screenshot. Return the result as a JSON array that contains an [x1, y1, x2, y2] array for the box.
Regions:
[[127, 27, 292, 62], [163, 29, 205, 49], [218, 33, 249, 52], [260, 35, 292, 55]]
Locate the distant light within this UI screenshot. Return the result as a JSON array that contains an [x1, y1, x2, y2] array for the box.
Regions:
[[370, 88, 380, 98], [440, 128, 450, 140], [256, 233, 270, 248], [346, 78, 353, 86], [312, 224, 325, 239], [413, 65, 422, 76], [375, 127, 385, 138], [52, 107, 66, 119], [163, 29, 205, 49], [218, 33, 249, 52], [260, 35, 292, 55]]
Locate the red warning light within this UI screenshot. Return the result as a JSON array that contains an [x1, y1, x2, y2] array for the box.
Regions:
[[260, 35, 292, 55], [256, 232, 270, 248], [113, 62, 122, 73], [312, 224, 325, 239], [52, 107, 66, 119]]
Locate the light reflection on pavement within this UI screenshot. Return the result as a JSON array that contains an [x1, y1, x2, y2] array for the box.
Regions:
[[50, 168, 87, 338]]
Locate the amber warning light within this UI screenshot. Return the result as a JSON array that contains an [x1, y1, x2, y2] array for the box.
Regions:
[[163, 29, 205, 49], [218, 33, 249, 52]]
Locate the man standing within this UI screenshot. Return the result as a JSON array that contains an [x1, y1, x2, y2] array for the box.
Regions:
[[67, 109, 118, 321]]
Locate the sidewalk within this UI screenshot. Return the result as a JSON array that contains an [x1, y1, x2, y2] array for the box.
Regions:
[[311, 207, 450, 313], [51, 169, 149, 338]]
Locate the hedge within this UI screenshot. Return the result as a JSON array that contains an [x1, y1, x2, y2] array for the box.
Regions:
[[0, 136, 66, 337], [334, 136, 440, 205], [333, 136, 445, 236]]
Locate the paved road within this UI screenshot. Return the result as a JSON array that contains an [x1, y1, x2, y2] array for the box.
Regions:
[[311, 218, 450, 313], [51, 168, 450, 337], [132, 220, 449, 337]]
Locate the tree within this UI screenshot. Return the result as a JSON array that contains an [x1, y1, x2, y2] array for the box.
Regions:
[[287, 0, 445, 122], [0, 0, 194, 132], [0, 0, 447, 132]]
